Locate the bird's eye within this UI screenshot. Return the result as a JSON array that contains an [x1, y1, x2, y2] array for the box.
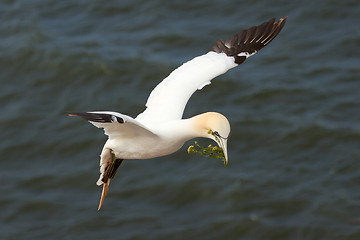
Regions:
[[213, 131, 220, 137]]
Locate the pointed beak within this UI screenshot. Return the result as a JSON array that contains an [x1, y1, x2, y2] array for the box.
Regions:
[[215, 137, 228, 166]]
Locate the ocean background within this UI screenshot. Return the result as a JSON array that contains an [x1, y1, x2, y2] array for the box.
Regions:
[[1, 0, 360, 239]]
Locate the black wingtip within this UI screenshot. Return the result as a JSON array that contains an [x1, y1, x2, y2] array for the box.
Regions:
[[211, 17, 288, 64], [66, 111, 124, 123]]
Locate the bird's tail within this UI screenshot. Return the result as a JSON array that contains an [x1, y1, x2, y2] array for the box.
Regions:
[[97, 148, 124, 210]]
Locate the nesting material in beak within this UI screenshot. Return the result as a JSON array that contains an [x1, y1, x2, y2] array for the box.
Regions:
[[187, 130, 228, 166]]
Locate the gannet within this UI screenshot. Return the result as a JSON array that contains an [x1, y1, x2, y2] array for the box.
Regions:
[[68, 17, 288, 210]]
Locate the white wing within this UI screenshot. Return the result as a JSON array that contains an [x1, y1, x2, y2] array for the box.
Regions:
[[68, 111, 158, 140], [136, 52, 237, 124], [136, 17, 287, 125]]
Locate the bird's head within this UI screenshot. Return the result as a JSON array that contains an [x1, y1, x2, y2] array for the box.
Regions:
[[193, 112, 230, 165]]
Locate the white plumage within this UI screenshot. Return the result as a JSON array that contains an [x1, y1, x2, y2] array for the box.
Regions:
[[68, 17, 287, 210], [136, 52, 237, 124]]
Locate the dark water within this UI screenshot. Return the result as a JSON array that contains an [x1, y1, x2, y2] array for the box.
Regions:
[[1, 0, 360, 239]]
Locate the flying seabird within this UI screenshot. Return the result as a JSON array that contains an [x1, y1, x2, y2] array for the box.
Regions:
[[68, 17, 288, 210]]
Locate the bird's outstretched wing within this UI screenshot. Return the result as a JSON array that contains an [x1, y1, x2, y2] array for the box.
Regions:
[[136, 17, 287, 125], [68, 111, 158, 140]]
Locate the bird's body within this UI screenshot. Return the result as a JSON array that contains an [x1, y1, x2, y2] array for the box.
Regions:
[[105, 112, 229, 158], [68, 17, 288, 210], [102, 117, 192, 160]]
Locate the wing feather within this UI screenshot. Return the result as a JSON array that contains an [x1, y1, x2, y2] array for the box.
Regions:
[[136, 17, 287, 125], [136, 52, 237, 124], [68, 111, 158, 140]]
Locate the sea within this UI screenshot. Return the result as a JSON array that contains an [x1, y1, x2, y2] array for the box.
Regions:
[[1, 0, 360, 239]]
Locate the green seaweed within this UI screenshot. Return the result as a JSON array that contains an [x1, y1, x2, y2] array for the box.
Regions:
[[187, 141, 224, 158], [187, 130, 227, 166]]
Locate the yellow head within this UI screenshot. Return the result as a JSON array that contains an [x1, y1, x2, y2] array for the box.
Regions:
[[192, 112, 231, 165]]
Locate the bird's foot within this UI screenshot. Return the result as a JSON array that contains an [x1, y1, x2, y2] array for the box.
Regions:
[[98, 150, 124, 210]]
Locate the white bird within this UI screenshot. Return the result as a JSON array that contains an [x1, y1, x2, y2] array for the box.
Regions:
[[68, 17, 287, 210]]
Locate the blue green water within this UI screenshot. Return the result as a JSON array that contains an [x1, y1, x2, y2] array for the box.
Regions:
[[1, 0, 360, 239]]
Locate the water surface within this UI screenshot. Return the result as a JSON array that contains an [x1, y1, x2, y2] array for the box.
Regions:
[[1, 0, 360, 239]]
